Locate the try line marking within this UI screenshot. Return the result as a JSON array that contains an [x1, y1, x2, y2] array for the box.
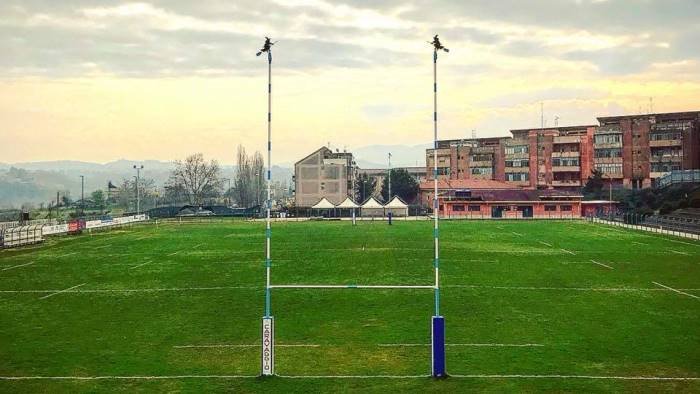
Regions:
[[652, 281, 699, 300], [0, 374, 698, 381], [174, 344, 319, 348], [39, 283, 86, 300]]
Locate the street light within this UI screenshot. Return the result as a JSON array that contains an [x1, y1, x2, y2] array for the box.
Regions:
[[79, 175, 84, 217], [387, 152, 392, 201], [133, 165, 144, 215]]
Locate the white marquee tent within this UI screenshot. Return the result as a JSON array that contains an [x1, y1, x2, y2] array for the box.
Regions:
[[384, 196, 409, 217], [360, 197, 384, 217], [336, 197, 359, 217]]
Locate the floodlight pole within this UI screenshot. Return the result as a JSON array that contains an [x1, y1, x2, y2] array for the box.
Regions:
[[387, 153, 392, 200], [133, 165, 143, 215]]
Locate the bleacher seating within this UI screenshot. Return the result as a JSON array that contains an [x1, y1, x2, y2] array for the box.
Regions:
[[643, 208, 700, 234]]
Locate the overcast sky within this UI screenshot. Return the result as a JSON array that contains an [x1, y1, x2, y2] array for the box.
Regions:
[[2, 0, 699, 164]]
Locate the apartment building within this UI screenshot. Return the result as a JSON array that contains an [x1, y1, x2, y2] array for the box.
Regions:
[[294, 147, 356, 207], [595, 111, 700, 188], [425, 137, 506, 181]]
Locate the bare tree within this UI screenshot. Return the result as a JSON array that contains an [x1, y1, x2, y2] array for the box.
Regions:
[[234, 145, 252, 207], [252, 151, 265, 207], [168, 153, 223, 205]]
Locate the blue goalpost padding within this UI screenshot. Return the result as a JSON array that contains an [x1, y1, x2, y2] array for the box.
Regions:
[[431, 316, 446, 377]]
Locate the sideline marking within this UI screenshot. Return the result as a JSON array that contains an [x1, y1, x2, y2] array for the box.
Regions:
[[193, 243, 204, 249], [669, 250, 690, 256], [590, 260, 613, 270], [129, 260, 153, 270], [39, 283, 86, 300], [55, 252, 77, 258], [538, 241, 552, 247], [0, 374, 698, 381], [94, 244, 112, 250], [2, 262, 35, 271], [378, 343, 543, 347], [632, 241, 646, 246], [652, 281, 699, 300], [443, 285, 700, 292], [174, 344, 319, 349], [0, 286, 260, 294], [511, 231, 523, 236], [560, 249, 576, 255], [167, 251, 179, 256]]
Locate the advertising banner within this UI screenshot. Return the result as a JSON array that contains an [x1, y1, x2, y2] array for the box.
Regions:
[[261, 317, 274, 375]]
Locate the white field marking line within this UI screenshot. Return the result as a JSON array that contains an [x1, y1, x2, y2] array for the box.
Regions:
[[538, 241, 552, 247], [447, 374, 700, 381], [174, 344, 319, 349], [55, 252, 77, 258], [378, 343, 543, 347], [511, 231, 523, 236], [590, 260, 613, 270], [652, 281, 700, 300], [0, 286, 260, 294], [1, 374, 697, 381], [632, 241, 646, 246], [193, 243, 204, 249], [129, 260, 153, 270], [2, 261, 35, 271], [93, 244, 112, 249], [167, 251, 179, 256], [39, 283, 86, 300], [560, 248, 576, 255], [668, 239, 699, 246], [442, 285, 700, 291], [269, 285, 435, 289], [669, 249, 690, 256]]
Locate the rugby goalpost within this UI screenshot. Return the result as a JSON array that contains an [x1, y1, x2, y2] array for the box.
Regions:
[[258, 36, 449, 378]]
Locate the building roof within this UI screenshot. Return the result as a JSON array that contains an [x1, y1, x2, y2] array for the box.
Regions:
[[385, 196, 408, 208], [361, 197, 384, 209], [419, 179, 521, 190], [336, 197, 359, 208], [311, 197, 335, 209], [597, 111, 700, 123]]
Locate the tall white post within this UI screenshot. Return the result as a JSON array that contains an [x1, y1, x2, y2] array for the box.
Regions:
[[433, 48, 440, 316]]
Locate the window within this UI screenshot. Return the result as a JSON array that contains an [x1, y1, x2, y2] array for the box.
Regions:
[[561, 205, 572, 212], [468, 205, 481, 212], [544, 205, 556, 212], [471, 154, 492, 162], [506, 173, 529, 182], [471, 167, 493, 176], [595, 148, 622, 158], [552, 158, 579, 167], [596, 164, 622, 174], [453, 204, 465, 211], [505, 145, 528, 154], [650, 131, 682, 141], [594, 134, 621, 144], [505, 159, 529, 167]]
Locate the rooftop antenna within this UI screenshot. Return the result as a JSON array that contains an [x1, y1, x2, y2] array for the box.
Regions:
[[554, 116, 559, 127], [471, 129, 476, 139]]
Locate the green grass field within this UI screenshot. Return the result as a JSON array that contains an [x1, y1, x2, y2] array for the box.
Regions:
[[1, 219, 699, 392]]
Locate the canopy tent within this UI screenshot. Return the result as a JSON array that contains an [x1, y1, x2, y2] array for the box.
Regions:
[[311, 197, 336, 209], [336, 197, 360, 218], [384, 196, 409, 217], [311, 197, 336, 217], [360, 197, 384, 217]]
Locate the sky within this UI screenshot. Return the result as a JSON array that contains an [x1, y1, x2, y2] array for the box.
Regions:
[[2, 0, 700, 165]]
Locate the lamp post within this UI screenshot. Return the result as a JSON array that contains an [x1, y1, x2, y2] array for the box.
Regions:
[[79, 175, 84, 217], [387, 152, 392, 201], [133, 165, 143, 215]]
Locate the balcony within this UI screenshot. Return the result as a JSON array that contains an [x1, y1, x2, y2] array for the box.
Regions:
[[649, 139, 682, 147], [504, 152, 529, 159], [552, 180, 581, 187], [552, 151, 580, 158], [552, 166, 581, 172], [650, 155, 683, 163], [505, 167, 529, 173], [469, 161, 493, 167], [553, 136, 581, 144], [601, 172, 624, 179], [650, 171, 671, 179], [594, 141, 622, 149], [594, 157, 623, 165]]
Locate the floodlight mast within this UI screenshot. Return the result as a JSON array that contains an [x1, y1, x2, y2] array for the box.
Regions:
[[430, 34, 448, 378], [258, 36, 275, 377]]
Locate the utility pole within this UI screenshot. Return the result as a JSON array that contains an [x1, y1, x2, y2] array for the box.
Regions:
[[429, 34, 448, 378], [133, 165, 143, 215], [387, 152, 392, 201], [79, 175, 84, 217]]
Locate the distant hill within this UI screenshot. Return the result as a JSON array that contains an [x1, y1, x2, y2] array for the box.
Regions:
[[352, 143, 430, 168], [0, 160, 293, 209]]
